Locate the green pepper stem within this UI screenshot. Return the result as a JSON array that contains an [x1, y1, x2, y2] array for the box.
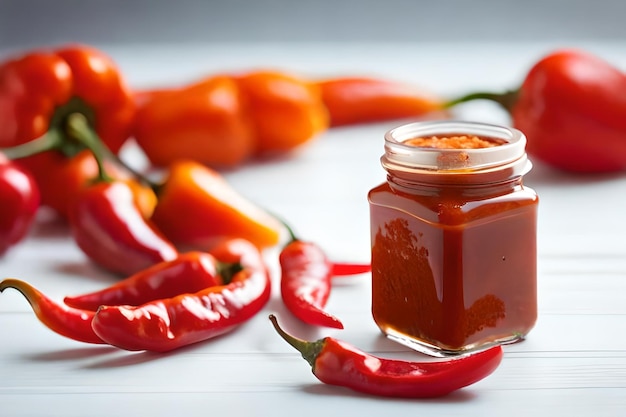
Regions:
[[268, 314, 324, 368], [444, 89, 519, 112], [0, 129, 65, 159], [65, 113, 114, 183], [280, 219, 298, 243], [216, 261, 244, 285], [261, 209, 298, 243], [1, 111, 160, 190], [65, 113, 159, 190]]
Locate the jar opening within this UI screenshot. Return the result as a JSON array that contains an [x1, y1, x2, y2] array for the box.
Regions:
[[383, 120, 527, 173]]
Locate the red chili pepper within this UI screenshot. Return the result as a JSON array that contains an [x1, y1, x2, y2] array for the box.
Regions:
[[280, 240, 344, 329], [278, 220, 370, 329], [0, 154, 40, 255], [68, 179, 178, 276], [446, 49, 626, 173], [64, 251, 225, 311], [269, 314, 503, 398], [91, 238, 271, 352], [316, 77, 445, 127], [0, 278, 105, 344], [330, 262, 371, 277]]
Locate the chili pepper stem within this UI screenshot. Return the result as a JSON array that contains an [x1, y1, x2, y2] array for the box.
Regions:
[[266, 212, 298, 243], [0, 129, 65, 159], [444, 89, 519, 112], [269, 314, 324, 367]]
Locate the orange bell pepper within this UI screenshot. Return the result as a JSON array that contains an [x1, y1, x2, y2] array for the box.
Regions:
[[150, 160, 283, 250], [316, 77, 445, 126], [133, 76, 255, 168], [234, 70, 329, 154]]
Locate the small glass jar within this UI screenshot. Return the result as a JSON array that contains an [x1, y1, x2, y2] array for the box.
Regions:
[[368, 120, 538, 357]]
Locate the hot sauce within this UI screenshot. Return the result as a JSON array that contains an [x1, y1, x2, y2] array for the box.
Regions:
[[368, 121, 538, 356]]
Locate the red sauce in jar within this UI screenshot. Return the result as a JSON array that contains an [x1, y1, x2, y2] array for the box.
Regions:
[[368, 122, 538, 356]]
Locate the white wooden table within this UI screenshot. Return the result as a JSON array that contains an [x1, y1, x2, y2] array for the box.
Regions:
[[1, 42, 625, 417]]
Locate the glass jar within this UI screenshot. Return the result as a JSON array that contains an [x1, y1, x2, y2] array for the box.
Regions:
[[368, 120, 538, 357]]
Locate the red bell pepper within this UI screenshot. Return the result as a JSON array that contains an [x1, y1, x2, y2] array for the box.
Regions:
[[0, 44, 135, 212], [0, 154, 40, 255], [446, 49, 626, 173], [0, 44, 134, 153]]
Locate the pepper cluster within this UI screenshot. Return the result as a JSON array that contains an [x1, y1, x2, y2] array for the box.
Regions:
[[3, 43, 618, 398], [0, 44, 445, 257], [0, 44, 377, 352]]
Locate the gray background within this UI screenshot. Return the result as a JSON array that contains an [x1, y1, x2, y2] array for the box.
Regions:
[[2, 0, 626, 49]]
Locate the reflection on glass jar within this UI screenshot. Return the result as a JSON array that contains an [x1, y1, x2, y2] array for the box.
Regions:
[[368, 121, 538, 356]]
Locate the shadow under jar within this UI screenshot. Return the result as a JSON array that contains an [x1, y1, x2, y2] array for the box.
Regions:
[[368, 120, 538, 357]]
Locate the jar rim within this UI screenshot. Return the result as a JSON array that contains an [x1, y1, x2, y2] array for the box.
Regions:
[[383, 120, 527, 172]]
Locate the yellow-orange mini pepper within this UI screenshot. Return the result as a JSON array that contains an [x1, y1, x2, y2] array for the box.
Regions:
[[133, 76, 255, 169], [150, 160, 283, 250], [316, 77, 445, 127], [233, 70, 329, 154]]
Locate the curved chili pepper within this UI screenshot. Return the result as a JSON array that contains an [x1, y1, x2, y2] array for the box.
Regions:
[[68, 179, 178, 276], [446, 49, 626, 173], [133, 76, 255, 169], [0, 278, 105, 344], [64, 251, 223, 311], [280, 239, 344, 329], [278, 220, 370, 329], [150, 160, 283, 250], [91, 238, 271, 352], [0, 154, 40, 255], [234, 70, 329, 154], [316, 77, 445, 127], [269, 314, 503, 398]]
